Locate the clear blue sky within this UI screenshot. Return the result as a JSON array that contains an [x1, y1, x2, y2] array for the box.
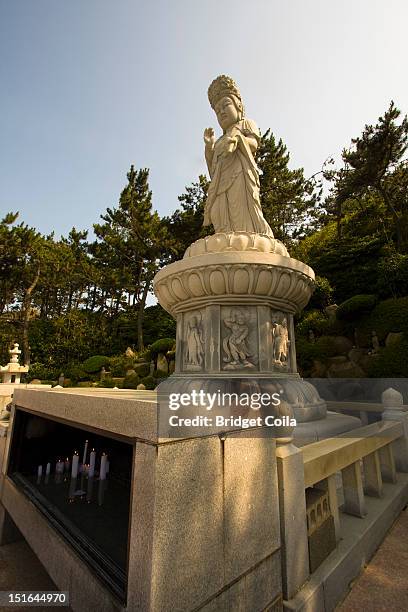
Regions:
[[1, 0, 407, 238]]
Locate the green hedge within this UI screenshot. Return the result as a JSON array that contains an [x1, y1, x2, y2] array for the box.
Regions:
[[296, 310, 344, 337], [140, 375, 156, 390], [150, 338, 175, 355], [122, 373, 140, 389], [82, 355, 110, 374], [367, 336, 408, 377], [358, 297, 408, 344]]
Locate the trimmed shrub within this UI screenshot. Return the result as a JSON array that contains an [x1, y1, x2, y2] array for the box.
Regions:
[[109, 355, 135, 377], [59, 363, 88, 383], [153, 369, 169, 379], [123, 373, 140, 389], [150, 338, 175, 355], [296, 310, 345, 338], [97, 377, 117, 388], [367, 336, 408, 377], [134, 362, 150, 377], [82, 355, 110, 374], [357, 297, 408, 345], [336, 295, 378, 321], [140, 375, 156, 390]]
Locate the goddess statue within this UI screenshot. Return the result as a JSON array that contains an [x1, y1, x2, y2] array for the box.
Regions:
[[203, 75, 274, 237]]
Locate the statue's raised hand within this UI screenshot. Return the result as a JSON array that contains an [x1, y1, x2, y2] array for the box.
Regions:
[[204, 127, 215, 148]]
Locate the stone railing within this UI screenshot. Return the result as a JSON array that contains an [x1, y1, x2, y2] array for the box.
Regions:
[[276, 387, 408, 603]]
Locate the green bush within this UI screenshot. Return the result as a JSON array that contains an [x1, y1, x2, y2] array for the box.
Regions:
[[336, 295, 378, 320], [367, 336, 408, 377], [64, 363, 88, 383], [358, 297, 408, 344], [308, 276, 334, 310], [377, 252, 408, 298], [109, 355, 135, 377], [26, 363, 59, 382], [122, 373, 140, 389], [140, 375, 157, 390], [77, 381, 94, 387], [97, 377, 117, 388], [134, 362, 150, 377], [296, 335, 342, 376], [296, 310, 344, 337], [82, 355, 110, 374], [150, 338, 175, 355], [153, 369, 169, 379]]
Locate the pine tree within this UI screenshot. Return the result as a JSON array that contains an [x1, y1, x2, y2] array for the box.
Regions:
[[257, 130, 323, 244]]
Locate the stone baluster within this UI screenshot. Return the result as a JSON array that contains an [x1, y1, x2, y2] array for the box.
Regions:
[[363, 451, 383, 497], [341, 461, 366, 517], [381, 387, 408, 472], [275, 409, 309, 600]]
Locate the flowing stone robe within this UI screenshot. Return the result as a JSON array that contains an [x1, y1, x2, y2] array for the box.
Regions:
[[204, 118, 274, 236]]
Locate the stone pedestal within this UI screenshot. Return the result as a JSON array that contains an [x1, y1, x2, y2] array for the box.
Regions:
[[0, 389, 283, 612], [154, 232, 332, 425]]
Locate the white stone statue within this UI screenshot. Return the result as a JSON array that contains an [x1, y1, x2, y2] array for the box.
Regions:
[[185, 315, 204, 367], [203, 75, 274, 237], [272, 318, 289, 365]]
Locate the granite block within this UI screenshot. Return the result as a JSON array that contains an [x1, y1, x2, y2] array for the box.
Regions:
[[223, 433, 280, 582]]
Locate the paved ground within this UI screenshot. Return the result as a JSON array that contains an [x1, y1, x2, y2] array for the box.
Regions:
[[0, 540, 72, 611], [337, 505, 408, 611], [1, 510, 408, 612]]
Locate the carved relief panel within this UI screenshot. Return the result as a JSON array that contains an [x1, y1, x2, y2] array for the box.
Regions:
[[270, 310, 291, 371], [220, 306, 258, 371], [183, 310, 205, 372]]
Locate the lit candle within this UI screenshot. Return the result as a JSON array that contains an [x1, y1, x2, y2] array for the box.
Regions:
[[71, 452, 79, 478], [64, 458, 70, 472], [37, 465, 42, 477], [82, 440, 89, 466], [89, 449, 96, 478], [55, 459, 64, 474], [99, 453, 107, 480], [46, 462, 51, 476]]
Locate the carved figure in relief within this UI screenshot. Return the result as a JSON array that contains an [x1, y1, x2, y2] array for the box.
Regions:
[[223, 308, 255, 369], [203, 75, 274, 237], [272, 317, 290, 365], [186, 315, 204, 367]]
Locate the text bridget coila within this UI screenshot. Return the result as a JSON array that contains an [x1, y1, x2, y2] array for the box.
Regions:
[[168, 415, 296, 429]]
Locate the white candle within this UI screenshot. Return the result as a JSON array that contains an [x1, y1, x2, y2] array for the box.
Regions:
[[82, 440, 89, 466], [71, 452, 79, 478], [37, 465, 42, 477], [99, 453, 107, 480], [89, 449, 96, 478], [98, 478, 107, 506], [86, 475, 94, 503], [46, 462, 51, 475], [64, 458, 70, 472], [69, 476, 76, 500], [56, 460, 64, 474]]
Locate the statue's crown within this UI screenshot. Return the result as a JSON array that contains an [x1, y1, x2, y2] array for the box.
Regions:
[[208, 75, 243, 111]]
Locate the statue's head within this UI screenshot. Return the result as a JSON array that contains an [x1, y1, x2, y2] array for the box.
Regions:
[[208, 75, 244, 131]]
